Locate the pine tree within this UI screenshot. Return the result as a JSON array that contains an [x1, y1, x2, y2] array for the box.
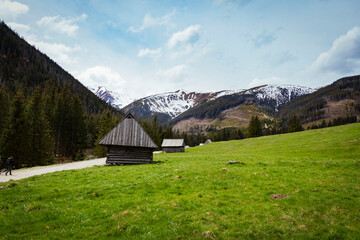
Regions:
[[151, 114, 161, 147], [1, 91, 28, 165], [247, 116, 263, 138], [163, 125, 173, 139], [26, 87, 54, 166], [52, 85, 86, 158], [93, 109, 117, 157], [0, 86, 10, 140], [288, 115, 303, 133], [70, 95, 86, 159], [53, 85, 71, 156], [43, 79, 57, 133]]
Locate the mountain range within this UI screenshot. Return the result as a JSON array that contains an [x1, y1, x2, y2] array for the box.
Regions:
[[93, 77, 360, 133], [94, 85, 313, 120]]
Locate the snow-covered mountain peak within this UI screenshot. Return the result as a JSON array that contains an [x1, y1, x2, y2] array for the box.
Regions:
[[246, 84, 315, 109], [140, 90, 199, 118], [90, 86, 132, 109]]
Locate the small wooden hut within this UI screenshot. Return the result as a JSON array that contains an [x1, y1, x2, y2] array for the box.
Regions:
[[161, 139, 185, 153], [98, 113, 158, 164]]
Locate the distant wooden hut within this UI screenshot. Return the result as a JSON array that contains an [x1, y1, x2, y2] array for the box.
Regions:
[[161, 139, 185, 153], [98, 113, 158, 164]]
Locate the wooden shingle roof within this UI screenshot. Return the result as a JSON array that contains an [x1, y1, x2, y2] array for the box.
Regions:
[[98, 113, 158, 148], [161, 139, 185, 147]]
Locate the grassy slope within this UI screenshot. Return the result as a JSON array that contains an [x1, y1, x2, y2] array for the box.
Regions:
[[1, 123, 360, 239]]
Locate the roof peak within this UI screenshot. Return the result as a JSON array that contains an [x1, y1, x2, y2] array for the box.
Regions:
[[98, 113, 158, 148], [125, 112, 134, 119]]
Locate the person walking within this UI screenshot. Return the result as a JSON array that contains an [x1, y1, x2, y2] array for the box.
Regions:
[[5, 156, 14, 176]]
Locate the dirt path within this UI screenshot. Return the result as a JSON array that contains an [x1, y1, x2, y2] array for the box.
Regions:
[[0, 158, 106, 183]]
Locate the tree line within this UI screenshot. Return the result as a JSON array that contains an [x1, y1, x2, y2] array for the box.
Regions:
[[0, 81, 121, 167], [204, 114, 358, 142]]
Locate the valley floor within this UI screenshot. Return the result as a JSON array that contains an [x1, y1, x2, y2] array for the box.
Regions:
[[0, 123, 359, 239]]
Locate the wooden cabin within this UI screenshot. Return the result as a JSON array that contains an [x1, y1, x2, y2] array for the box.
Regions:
[[161, 139, 185, 153], [98, 113, 158, 164]]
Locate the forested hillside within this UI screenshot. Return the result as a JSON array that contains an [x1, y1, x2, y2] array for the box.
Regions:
[[0, 22, 113, 114], [0, 22, 123, 166], [279, 75, 360, 127]]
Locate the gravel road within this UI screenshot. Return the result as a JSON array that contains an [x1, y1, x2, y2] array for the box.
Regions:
[[0, 158, 106, 183]]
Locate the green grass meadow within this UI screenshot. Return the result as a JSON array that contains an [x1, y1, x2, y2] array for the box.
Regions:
[[1, 123, 360, 239]]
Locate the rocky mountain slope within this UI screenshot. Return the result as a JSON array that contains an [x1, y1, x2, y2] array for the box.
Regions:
[[90, 86, 124, 109], [116, 85, 314, 124], [120, 89, 240, 123]]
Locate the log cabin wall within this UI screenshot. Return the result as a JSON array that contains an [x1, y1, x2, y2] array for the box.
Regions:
[[106, 146, 154, 165], [162, 147, 185, 153]]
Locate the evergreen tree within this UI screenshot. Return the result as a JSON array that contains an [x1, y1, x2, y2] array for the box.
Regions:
[[84, 115, 99, 148], [70, 95, 86, 159], [53, 85, 86, 158], [288, 115, 303, 133], [53, 85, 71, 156], [151, 114, 161, 147], [93, 109, 117, 157], [247, 116, 263, 138], [0, 86, 10, 139], [26, 87, 54, 166], [163, 125, 173, 139], [43, 79, 57, 133], [1, 91, 28, 165]]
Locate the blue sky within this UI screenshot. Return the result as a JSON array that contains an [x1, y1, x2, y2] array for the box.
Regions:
[[1, 0, 360, 105]]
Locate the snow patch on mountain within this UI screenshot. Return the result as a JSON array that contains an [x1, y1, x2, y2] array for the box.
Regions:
[[208, 89, 244, 101], [246, 85, 315, 109], [144, 90, 197, 118], [90, 86, 132, 109]]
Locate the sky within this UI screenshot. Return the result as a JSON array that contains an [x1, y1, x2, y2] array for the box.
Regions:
[[1, 0, 360, 106]]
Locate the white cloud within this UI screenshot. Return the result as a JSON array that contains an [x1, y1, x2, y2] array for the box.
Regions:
[[78, 66, 126, 90], [7, 22, 30, 33], [32, 41, 80, 65], [129, 11, 174, 33], [37, 13, 87, 37], [168, 25, 201, 49], [0, 0, 28, 19], [6, 23, 80, 67], [310, 26, 360, 74], [138, 48, 161, 58], [157, 65, 189, 82], [248, 77, 286, 88]]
